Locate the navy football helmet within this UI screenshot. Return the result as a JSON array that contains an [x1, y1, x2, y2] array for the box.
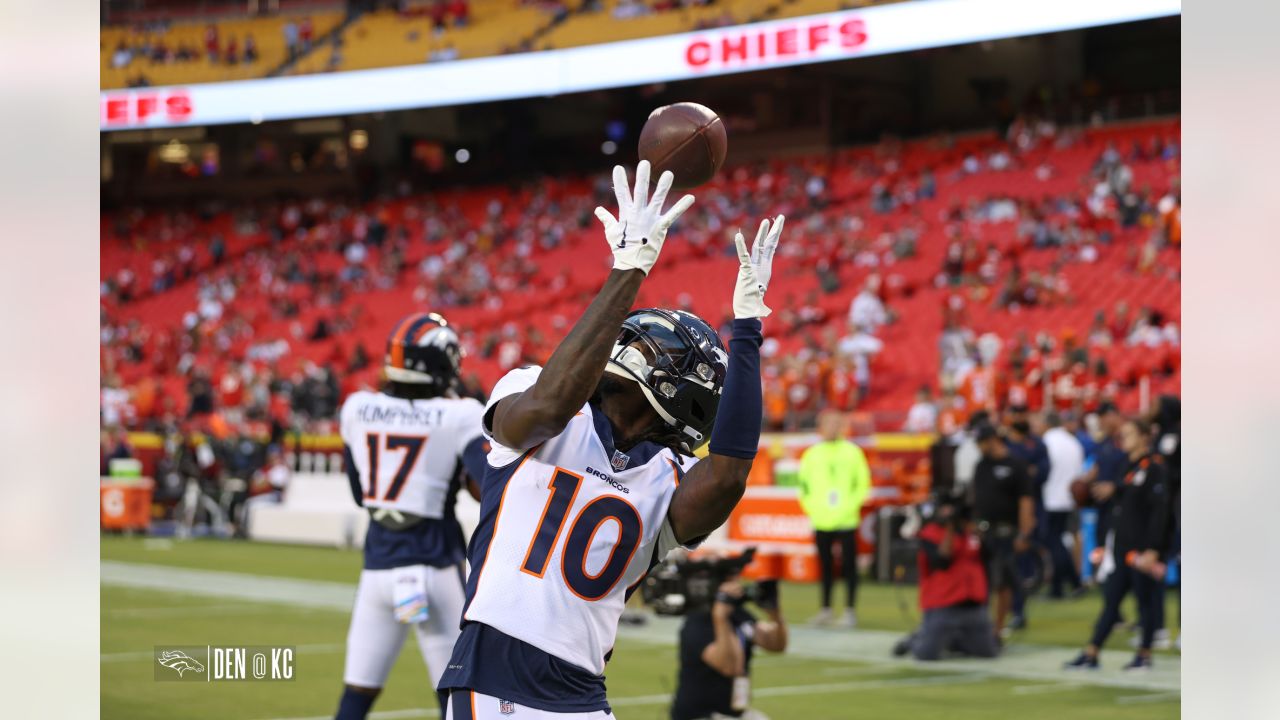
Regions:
[[384, 312, 462, 390], [604, 308, 728, 453]]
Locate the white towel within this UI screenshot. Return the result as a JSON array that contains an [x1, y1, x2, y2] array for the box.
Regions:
[[392, 565, 430, 624], [1096, 530, 1116, 584]]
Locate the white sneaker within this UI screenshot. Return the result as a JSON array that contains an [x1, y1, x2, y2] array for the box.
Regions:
[[837, 610, 857, 629], [810, 609, 834, 627]]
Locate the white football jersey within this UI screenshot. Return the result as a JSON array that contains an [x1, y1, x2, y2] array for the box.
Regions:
[[339, 390, 485, 518], [462, 366, 690, 675]]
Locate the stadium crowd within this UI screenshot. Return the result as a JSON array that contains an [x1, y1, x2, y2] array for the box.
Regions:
[[101, 118, 1179, 539]]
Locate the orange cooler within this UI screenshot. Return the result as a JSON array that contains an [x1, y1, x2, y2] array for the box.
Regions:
[[100, 479, 153, 531]]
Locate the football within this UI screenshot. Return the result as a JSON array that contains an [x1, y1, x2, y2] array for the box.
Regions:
[[1070, 478, 1094, 508], [638, 102, 728, 189]]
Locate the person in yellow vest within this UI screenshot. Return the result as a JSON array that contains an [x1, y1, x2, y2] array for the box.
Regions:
[[798, 410, 872, 628]]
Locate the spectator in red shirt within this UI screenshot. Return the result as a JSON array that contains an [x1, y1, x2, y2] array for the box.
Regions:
[[1110, 301, 1131, 342], [429, 1, 448, 32], [299, 17, 314, 48], [219, 365, 245, 409], [449, 0, 470, 26], [205, 24, 220, 62]]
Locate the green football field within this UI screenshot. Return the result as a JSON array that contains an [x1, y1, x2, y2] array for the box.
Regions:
[[102, 536, 1179, 720]]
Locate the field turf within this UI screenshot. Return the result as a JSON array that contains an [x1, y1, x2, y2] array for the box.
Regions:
[[102, 536, 1178, 720]]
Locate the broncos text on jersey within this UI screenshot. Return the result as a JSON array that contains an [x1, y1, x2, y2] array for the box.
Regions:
[[439, 366, 692, 713]]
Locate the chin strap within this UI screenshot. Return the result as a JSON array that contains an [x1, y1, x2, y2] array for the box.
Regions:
[[604, 345, 703, 452]]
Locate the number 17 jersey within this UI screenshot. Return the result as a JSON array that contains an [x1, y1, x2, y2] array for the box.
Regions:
[[439, 366, 691, 713]]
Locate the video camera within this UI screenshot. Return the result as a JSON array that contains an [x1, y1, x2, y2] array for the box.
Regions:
[[638, 547, 779, 616], [923, 491, 971, 531]]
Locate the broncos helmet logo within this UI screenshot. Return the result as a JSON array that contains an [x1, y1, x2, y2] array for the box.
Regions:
[[385, 312, 464, 386], [157, 650, 205, 677]]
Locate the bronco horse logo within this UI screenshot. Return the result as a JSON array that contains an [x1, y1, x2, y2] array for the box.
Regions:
[[157, 650, 205, 678]]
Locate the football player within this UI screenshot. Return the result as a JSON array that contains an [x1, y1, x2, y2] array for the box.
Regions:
[[437, 161, 785, 719], [334, 313, 490, 720]]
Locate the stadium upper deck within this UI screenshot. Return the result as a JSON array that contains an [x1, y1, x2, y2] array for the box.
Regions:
[[101, 0, 907, 89]]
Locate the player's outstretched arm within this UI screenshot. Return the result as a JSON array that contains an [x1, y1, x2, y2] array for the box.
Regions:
[[669, 216, 783, 543], [488, 161, 695, 452]]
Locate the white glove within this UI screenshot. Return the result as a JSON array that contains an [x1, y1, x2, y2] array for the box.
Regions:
[[732, 215, 784, 319], [593, 161, 696, 276]]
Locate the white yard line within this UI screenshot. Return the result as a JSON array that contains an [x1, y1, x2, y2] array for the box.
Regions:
[[1011, 682, 1084, 695], [1116, 690, 1182, 704], [104, 560, 1181, 696], [105, 603, 322, 619]]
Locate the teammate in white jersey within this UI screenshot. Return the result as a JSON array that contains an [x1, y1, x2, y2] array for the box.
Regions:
[[438, 161, 786, 719], [334, 312, 490, 720]]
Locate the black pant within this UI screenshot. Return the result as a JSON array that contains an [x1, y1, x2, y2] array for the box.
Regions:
[[912, 605, 999, 661], [1089, 563, 1162, 650], [1046, 511, 1081, 596], [815, 529, 858, 609]]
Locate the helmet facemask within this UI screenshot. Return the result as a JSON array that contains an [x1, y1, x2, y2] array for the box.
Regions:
[[603, 309, 726, 453]]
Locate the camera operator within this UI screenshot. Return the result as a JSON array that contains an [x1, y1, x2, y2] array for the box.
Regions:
[[671, 573, 788, 720], [894, 498, 998, 660], [970, 423, 1036, 642], [1065, 418, 1171, 671]]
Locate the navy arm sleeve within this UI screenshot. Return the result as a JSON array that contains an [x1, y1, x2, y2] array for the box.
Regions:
[[707, 318, 764, 459], [343, 444, 364, 507]]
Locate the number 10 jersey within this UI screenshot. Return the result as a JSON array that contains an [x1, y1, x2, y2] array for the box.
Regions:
[[443, 366, 690, 707]]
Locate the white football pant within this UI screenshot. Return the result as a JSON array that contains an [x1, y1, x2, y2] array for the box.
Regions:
[[342, 564, 466, 689]]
